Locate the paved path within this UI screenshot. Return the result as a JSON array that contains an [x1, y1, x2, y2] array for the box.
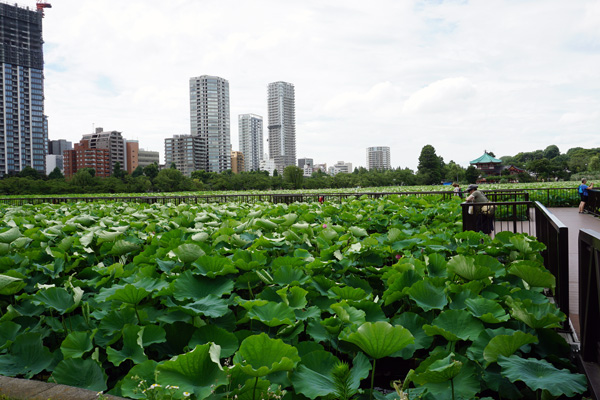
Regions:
[[0, 376, 127, 399], [548, 208, 600, 338]]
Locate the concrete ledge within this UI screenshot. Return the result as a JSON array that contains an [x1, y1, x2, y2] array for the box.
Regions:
[[0, 376, 127, 400]]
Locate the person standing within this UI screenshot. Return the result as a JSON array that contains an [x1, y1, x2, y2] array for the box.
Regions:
[[465, 184, 494, 234], [578, 178, 594, 213]]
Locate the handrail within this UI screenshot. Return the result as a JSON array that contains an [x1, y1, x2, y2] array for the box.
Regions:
[[534, 201, 569, 324], [578, 229, 600, 399]]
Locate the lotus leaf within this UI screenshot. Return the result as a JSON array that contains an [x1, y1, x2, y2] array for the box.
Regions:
[[417, 358, 481, 400], [423, 309, 484, 342], [119, 360, 159, 399], [61, 331, 94, 359], [391, 312, 434, 359], [247, 301, 295, 327], [341, 321, 414, 359], [172, 271, 234, 301], [51, 358, 108, 392], [272, 264, 310, 285], [329, 285, 367, 300], [0, 273, 25, 295], [234, 333, 301, 377], [349, 226, 368, 237], [498, 355, 587, 397], [290, 350, 341, 398], [189, 324, 239, 358], [506, 298, 564, 329], [156, 343, 227, 399], [32, 286, 77, 314], [464, 297, 510, 323], [193, 255, 238, 277], [276, 285, 308, 309], [483, 331, 538, 364], [110, 239, 141, 256], [108, 284, 149, 306], [0, 227, 21, 243], [0, 321, 20, 351], [178, 294, 230, 318], [447, 254, 492, 281], [407, 278, 448, 311], [0, 332, 53, 378], [106, 324, 148, 366], [173, 243, 206, 263], [508, 260, 556, 289], [140, 324, 166, 346], [411, 353, 463, 384], [331, 301, 366, 324], [383, 269, 421, 305]]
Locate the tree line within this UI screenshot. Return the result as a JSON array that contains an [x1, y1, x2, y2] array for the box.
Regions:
[[0, 144, 598, 195]]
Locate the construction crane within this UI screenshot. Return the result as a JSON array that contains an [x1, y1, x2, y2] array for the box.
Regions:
[[36, 0, 52, 16]]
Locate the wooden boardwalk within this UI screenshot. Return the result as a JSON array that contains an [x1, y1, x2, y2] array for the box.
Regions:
[[547, 208, 600, 338]]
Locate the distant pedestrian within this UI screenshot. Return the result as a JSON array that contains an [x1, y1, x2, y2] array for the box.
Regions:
[[452, 182, 462, 197], [578, 178, 594, 213], [318, 195, 324, 204]]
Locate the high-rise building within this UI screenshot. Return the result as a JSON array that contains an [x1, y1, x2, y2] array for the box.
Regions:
[[231, 151, 244, 174], [164, 135, 205, 176], [126, 141, 139, 174], [190, 75, 231, 173], [267, 82, 296, 175], [48, 140, 72, 155], [0, 3, 47, 176], [238, 114, 263, 172], [138, 149, 160, 168], [81, 128, 126, 175], [367, 146, 391, 170]]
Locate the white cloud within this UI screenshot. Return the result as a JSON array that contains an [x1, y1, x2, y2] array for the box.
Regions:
[[7, 0, 597, 170], [402, 77, 476, 114]]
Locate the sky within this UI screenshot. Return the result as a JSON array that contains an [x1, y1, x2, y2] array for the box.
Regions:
[[15, 0, 600, 170]]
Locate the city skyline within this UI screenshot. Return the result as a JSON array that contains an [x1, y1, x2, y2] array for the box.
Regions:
[[268, 81, 296, 174], [11, 0, 599, 171]]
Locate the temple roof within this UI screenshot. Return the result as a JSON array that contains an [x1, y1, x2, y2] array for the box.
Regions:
[[470, 152, 502, 164]]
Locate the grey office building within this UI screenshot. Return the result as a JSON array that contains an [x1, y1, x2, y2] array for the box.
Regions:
[[0, 3, 47, 176], [190, 75, 231, 173], [238, 114, 263, 172], [267, 82, 296, 175], [49, 139, 72, 155]]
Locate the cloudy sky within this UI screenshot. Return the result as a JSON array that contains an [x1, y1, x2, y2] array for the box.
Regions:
[[19, 0, 600, 170]]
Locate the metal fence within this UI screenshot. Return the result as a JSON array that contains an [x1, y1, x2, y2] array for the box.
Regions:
[[578, 229, 600, 399], [0, 187, 580, 207]]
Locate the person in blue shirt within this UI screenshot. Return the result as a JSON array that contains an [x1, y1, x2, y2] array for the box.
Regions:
[[578, 178, 594, 213]]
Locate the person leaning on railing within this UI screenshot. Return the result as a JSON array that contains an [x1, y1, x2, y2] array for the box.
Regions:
[[578, 178, 593, 214], [465, 184, 494, 234]]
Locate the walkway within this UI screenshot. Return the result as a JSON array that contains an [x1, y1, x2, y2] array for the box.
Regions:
[[547, 208, 600, 338]]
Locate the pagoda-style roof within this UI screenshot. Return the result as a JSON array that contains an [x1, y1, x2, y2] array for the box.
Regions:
[[470, 152, 502, 164]]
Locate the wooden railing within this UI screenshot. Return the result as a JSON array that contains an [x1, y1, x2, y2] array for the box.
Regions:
[[578, 229, 600, 399], [586, 189, 600, 217], [461, 200, 570, 321], [534, 202, 569, 325]]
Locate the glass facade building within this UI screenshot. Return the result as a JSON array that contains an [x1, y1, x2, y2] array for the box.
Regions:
[[189, 75, 231, 173], [0, 3, 47, 176], [267, 81, 296, 175], [238, 113, 263, 172]]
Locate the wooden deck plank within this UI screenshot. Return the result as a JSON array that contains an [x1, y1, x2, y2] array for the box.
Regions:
[[547, 208, 600, 339]]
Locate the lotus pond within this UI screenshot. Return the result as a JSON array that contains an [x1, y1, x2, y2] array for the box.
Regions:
[[0, 195, 588, 399]]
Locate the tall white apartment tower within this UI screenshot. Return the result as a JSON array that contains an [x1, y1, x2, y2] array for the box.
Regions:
[[267, 82, 296, 174], [238, 114, 263, 172], [190, 75, 231, 173], [367, 146, 391, 170]]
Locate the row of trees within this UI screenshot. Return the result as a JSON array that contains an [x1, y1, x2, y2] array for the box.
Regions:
[[1, 144, 599, 195]]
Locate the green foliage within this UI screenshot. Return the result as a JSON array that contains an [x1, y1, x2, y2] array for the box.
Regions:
[[0, 196, 586, 399]]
